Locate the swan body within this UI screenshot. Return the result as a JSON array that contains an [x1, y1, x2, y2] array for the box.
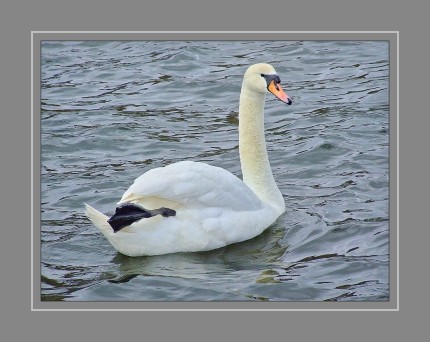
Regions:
[[85, 63, 292, 256]]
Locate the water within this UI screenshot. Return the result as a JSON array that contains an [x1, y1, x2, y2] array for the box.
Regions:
[[41, 40, 389, 301]]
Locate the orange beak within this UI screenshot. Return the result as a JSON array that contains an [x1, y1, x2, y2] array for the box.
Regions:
[[268, 81, 292, 105]]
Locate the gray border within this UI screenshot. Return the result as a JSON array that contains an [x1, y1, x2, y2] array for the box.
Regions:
[[33, 31, 398, 311]]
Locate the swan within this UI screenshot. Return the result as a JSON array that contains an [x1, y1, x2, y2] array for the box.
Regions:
[[85, 63, 292, 257]]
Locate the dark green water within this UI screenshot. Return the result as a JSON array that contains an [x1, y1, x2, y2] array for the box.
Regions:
[[41, 40, 389, 301]]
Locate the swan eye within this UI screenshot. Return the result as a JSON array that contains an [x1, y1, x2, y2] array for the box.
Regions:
[[260, 73, 265, 77]]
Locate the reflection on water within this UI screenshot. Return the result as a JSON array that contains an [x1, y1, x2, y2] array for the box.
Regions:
[[41, 40, 389, 302], [110, 222, 289, 279]]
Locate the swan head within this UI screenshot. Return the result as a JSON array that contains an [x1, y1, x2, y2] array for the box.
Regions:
[[243, 63, 292, 105]]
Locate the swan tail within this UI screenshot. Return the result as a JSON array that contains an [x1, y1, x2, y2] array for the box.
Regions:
[[84, 203, 113, 236]]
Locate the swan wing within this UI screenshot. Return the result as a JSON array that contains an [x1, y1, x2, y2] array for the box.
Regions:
[[119, 161, 263, 211]]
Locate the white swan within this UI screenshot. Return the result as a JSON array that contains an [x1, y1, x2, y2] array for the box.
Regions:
[[85, 63, 292, 257]]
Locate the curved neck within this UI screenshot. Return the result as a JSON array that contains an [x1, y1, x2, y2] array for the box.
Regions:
[[238, 90, 285, 213]]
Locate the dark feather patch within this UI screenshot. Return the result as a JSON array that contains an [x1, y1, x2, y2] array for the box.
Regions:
[[107, 203, 176, 232]]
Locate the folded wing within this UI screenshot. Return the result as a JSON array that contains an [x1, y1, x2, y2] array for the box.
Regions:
[[119, 161, 263, 211]]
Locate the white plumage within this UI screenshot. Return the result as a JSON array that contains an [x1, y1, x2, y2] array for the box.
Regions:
[[85, 63, 292, 256]]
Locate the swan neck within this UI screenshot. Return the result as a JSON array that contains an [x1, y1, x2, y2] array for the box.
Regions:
[[238, 91, 284, 212]]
